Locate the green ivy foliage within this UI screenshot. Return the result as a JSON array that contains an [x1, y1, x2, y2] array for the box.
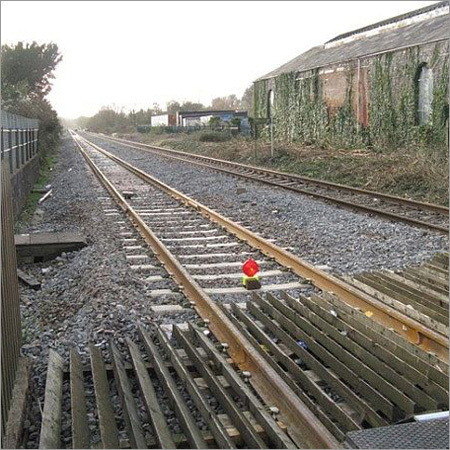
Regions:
[[252, 42, 448, 151], [431, 58, 449, 146], [252, 79, 268, 119], [369, 54, 397, 148]]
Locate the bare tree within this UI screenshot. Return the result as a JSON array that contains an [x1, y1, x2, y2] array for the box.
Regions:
[[240, 84, 253, 112], [166, 100, 181, 112], [211, 94, 240, 110], [152, 102, 163, 114]]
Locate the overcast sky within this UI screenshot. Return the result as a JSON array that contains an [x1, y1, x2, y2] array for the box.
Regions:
[[1, 1, 437, 119]]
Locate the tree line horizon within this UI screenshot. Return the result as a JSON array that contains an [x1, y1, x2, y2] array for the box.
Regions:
[[63, 90, 253, 130]]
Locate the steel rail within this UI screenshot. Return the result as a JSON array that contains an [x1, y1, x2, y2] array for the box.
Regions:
[[77, 133, 449, 362], [88, 132, 449, 232], [71, 133, 339, 449]]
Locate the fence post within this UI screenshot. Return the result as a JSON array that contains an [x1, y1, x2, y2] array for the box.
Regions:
[[24, 129, 27, 162], [18, 129, 22, 168], [13, 131, 20, 171], [22, 129, 26, 165], [7, 130, 12, 173], [29, 129, 33, 159], [35, 129, 39, 156], [26, 129, 30, 161]]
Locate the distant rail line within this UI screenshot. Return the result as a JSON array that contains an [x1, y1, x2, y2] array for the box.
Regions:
[[47, 131, 448, 448], [89, 132, 449, 234]]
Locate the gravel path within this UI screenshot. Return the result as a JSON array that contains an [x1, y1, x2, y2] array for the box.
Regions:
[[85, 133, 448, 274]]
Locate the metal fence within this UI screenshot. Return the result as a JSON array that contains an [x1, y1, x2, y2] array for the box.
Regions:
[[1, 111, 38, 436], [1, 164, 22, 436], [1, 110, 39, 174]]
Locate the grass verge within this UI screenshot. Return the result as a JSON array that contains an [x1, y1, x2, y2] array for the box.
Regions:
[[118, 131, 449, 206], [16, 143, 60, 228]]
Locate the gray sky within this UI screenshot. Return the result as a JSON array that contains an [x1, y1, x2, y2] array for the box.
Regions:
[[1, 1, 436, 119]]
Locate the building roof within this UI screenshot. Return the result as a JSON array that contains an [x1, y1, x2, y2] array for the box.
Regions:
[[256, 2, 449, 81], [178, 110, 237, 117], [327, 1, 448, 44]]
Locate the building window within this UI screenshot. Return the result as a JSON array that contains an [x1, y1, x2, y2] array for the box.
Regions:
[[267, 90, 274, 119], [417, 64, 433, 125]]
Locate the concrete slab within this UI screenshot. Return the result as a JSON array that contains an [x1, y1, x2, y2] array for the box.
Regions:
[[15, 232, 87, 263], [150, 305, 185, 314]]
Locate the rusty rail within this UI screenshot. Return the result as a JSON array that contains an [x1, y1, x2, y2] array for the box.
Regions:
[[75, 133, 449, 362], [39, 323, 299, 449], [72, 132, 340, 448], [87, 132, 449, 233]]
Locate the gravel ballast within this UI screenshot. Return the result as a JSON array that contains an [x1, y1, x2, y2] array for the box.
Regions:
[[15, 132, 448, 447], [85, 133, 448, 274], [18, 133, 310, 448], [17, 134, 198, 447]]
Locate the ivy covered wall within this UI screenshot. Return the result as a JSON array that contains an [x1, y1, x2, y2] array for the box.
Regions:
[[251, 40, 449, 150]]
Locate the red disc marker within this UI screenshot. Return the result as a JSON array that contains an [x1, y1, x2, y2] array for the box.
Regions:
[[242, 258, 260, 277]]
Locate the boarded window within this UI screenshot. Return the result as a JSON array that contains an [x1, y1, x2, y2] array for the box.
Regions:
[[418, 65, 433, 125]]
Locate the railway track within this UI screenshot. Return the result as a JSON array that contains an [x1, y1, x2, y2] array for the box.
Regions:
[[39, 324, 297, 449], [223, 290, 449, 443], [73, 132, 448, 359], [34, 131, 448, 448], [70, 131, 338, 448], [86, 132, 449, 234]]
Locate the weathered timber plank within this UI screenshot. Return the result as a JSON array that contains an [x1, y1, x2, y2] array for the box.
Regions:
[[89, 344, 120, 449], [15, 232, 87, 262], [371, 273, 449, 316], [321, 292, 449, 383], [70, 348, 91, 449], [191, 322, 304, 449], [174, 325, 268, 449], [262, 295, 415, 416], [4, 358, 32, 449], [254, 296, 397, 420], [346, 276, 449, 335], [139, 325, 207, 449], [17, 268, 41, 290], [110, 342, 147, 449], [384, 271, 448, 307], [400, 271, 449, 296], [294, 294, 448, 407], [39, 350, 64, 449], [249, 299, 383, 429], [126, 339, 175, 449], [229, 303, 346, 441], [357, 273, 448, 326], [295, 295, 438, 411], [155, 328, 235, 449]]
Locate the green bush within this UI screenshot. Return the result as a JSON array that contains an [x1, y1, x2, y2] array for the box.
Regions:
[[198, 131, 230, 142]]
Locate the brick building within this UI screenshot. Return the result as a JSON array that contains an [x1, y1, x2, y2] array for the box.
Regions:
[[251, 2, 449, 149]]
